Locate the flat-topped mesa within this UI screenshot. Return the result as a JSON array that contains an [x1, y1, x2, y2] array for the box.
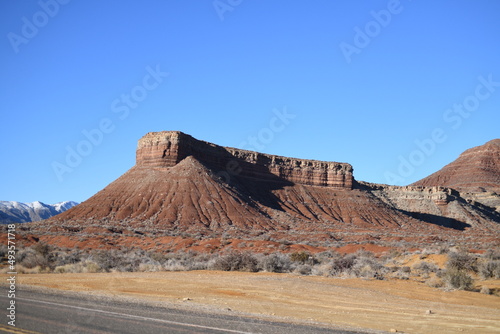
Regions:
[[136, 131, 354, 189]]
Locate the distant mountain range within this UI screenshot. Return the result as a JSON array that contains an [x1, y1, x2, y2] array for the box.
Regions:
[[0, 201, 78, 224]]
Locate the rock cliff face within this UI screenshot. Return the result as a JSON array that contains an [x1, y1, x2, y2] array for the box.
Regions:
[[136, 131, 354, 189]]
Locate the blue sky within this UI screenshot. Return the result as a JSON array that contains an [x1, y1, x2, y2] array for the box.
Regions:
[[1, 0, 499, 204]]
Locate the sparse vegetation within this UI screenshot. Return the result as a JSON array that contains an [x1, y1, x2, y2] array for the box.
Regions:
[[260, 253, 292, 273], [443, 268, 474, 291], [478, 249, 500, 280], [330, 253, 356, 276], [294, 264, 312, 275], [3, 242, 498, 296], [412, 261, 439, 277], [425, 276, 444, 288], [290, 251, 311, 264], [484, 249, 500, 261], [446, 251, 478, 273], [479, 260, 500, 279], [480, 286, 491, 295], [211, 252, 258, 272]]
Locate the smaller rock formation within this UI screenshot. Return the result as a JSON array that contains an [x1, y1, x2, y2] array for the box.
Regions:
[[412, 139, 500, 193], [412, 139, 500, 211]]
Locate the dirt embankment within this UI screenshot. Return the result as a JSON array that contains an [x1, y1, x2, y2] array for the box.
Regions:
[[12, 271, 500, 334]]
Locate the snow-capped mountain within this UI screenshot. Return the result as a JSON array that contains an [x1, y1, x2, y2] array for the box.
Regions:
[[0, 201, 78, 224]]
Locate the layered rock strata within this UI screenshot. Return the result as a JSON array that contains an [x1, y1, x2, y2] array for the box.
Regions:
[[136, 131, 354, 189], [363, 184, 459, 206]]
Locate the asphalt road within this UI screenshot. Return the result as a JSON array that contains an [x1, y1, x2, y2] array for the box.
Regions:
[[0, 288, 372, 334]]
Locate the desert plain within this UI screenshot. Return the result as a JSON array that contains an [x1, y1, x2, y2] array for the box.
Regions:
[[11, 269, 500, 334]]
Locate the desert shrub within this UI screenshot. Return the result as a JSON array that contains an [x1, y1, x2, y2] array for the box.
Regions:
[[17, 248, 49, 269], [150, 252, 169, 263], [82, 261, 101, 273], [356, 249, 375, 258], [479, 260, 500, 279], [290, 251, 311, 264], [0, 244, 7, 259], [137, 263, 162, 272], [351, 255, 386, 279], [158, 251, 211, 271], [54, 260, 101, 274], [89, 249, 147, 272], [483, 249, 500, 261], [260, 253, 292, 273], [443, 268, 474, 290], [163, 258, 189, 271], [401, 266, 411, 273], [480, 286, 491, 295], [314, 250, 337, 261], [186, 253, 212, 271], [412, 261, 439, 275], [328, 251, 386, 278], [16, 265, 47, 274], [51, 249, 83, 267], [330, 254, 357, 276], [211, 252, 258, 272], [55, 262, 90, 274], [383, 249, 402, 261], [310, 251, 336, 268], [16, 247, 36, 263], [311, 263, 332, 276], [54, 264, 72, 273], [90, 250, 112, 272], [90, 249, 123, 272], [15, 243, 66, 270], [294, 264, 312, 275], [438, 244, 451, 254], [390, 266, 411, 280], [33, 242, 51, 257], [447, 251, 477, 273], [425, 276, 444, 288]]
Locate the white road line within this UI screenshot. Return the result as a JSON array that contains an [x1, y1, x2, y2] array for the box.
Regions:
[[17, 297, 254, 334]]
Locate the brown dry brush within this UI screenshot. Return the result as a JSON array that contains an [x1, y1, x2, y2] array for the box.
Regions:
[[6, 242, 500, 295]]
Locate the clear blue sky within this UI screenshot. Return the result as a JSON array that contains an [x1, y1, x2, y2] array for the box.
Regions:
[[1, 0, 499, 204]]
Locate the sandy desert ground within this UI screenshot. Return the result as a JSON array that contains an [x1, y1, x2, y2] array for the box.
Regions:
[[12, 270, 500, 334]]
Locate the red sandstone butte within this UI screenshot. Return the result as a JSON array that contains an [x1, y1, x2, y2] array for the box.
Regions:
[[23, 132, 500, 250]]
